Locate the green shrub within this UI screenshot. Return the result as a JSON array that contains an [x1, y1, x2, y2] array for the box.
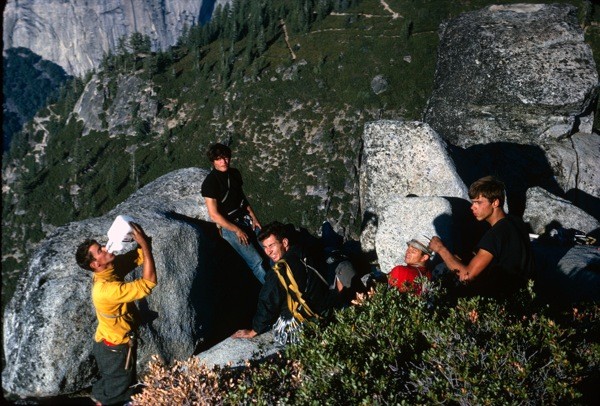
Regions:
[[135, 283, 599, 405]]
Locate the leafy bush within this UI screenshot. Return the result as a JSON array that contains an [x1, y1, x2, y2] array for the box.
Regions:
[[133, 283, 599, 404]]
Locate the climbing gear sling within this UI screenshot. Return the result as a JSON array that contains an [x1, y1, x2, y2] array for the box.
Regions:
[[272, 259, 319, 323]]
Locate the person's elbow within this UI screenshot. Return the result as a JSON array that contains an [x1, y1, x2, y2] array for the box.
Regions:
[[208, 212, 219, 223]]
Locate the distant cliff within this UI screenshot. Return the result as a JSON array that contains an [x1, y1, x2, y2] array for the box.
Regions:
[[2, 0, 228, 77]]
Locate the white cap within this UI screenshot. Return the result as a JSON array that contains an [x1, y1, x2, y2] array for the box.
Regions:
[[407, 239, 433, 256]]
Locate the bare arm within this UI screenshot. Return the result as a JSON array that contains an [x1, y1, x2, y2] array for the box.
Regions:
[[428, 236, 493, 282], [130, 222, 157, 284], [204, 197, 250, 245]]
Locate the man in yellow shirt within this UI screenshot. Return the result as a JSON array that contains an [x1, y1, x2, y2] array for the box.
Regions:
[[76, 222, 156, 406]]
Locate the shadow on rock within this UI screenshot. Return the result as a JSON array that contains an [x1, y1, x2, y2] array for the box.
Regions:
[[532, 242, 600, 308], [565, 188, 600, 223], [431, 197, 487, 268], [450, 142, 564, 216], [164, 212, 262, 354]]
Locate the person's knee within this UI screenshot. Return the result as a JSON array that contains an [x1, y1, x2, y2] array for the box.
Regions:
[[335, 260, 356, 291]]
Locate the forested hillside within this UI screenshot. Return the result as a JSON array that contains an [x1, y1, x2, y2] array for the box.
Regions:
[[2, 47, 71, 151], [2, 0, 599, 310]]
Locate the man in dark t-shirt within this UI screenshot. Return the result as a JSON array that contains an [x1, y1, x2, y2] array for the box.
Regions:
[[428, 176, 534, 297], [201, 143, 268, 283]]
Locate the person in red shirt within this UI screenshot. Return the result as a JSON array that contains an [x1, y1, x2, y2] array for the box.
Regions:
[[388, 239, 432, 294]]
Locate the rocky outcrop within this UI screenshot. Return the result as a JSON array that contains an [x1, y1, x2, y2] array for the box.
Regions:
[[542, 132, 600, 220], [3, 0, 226, 77], [359, 120, 468, 251], [2, 167, 262, 399], [364, 119, 599, 308], [363, 4, 599, 311], [570, 133, 600, 200], [423, 3, 598, 147], [370, 74, 388, 95], [197, 332, 283, 369], [74, 74, 163, 137], [543, 133, 599, 195], [523, 187, 599, 235]]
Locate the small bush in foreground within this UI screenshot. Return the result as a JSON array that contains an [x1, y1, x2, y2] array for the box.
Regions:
[[131, 355, 224, 405], [133, 283, 599, 405]]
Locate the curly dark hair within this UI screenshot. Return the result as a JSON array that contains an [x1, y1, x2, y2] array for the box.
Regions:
[[257, 221, 288, 243], [75, 239, 98, 271], [206, 143, 232, 162]]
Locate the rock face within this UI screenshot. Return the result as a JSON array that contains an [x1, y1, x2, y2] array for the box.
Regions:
[[423, 3, 598, 147], [2, 0, 224, 77], [370, 74, 388, 95], [197, 332, 283, 369], [74, 74, 163, 137], [570, 133, 600, 200], [363, 121, 599, 308], [374, 196, 483, 274], [543, 132, 600, 201], [523, 187, 600, 235], [2, 167, 262, 399], [359, 120, 468, 251], [544, 132, 600, 220], [362, 4, 599, 309], [533, 244, 600, 307]]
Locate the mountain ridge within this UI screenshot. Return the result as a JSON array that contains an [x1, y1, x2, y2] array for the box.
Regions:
[[2, 0, 229, 77]]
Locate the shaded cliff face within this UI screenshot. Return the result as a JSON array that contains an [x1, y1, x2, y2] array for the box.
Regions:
[[2, 0, 225, 77]]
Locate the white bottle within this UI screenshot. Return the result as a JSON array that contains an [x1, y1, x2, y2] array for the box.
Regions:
[[106, 215, 135, 253]]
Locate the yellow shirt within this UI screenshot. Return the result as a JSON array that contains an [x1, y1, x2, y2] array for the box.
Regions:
[[92, 248, 157, 344]]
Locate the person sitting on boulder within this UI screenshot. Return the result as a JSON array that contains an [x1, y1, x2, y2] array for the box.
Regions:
[[75, 222, 156, 406], [428, 176, 534, 298], [232, 221, 345, 344], [201, 142, 269, 284], [388, 239, 432, 294]]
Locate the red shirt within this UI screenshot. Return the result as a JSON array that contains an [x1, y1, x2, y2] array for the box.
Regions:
[[388, 265, 432, 294]]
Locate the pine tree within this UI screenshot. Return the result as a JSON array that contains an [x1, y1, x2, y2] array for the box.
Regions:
[[129, 32, 151, 54], [117, 36, 129, 71]]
